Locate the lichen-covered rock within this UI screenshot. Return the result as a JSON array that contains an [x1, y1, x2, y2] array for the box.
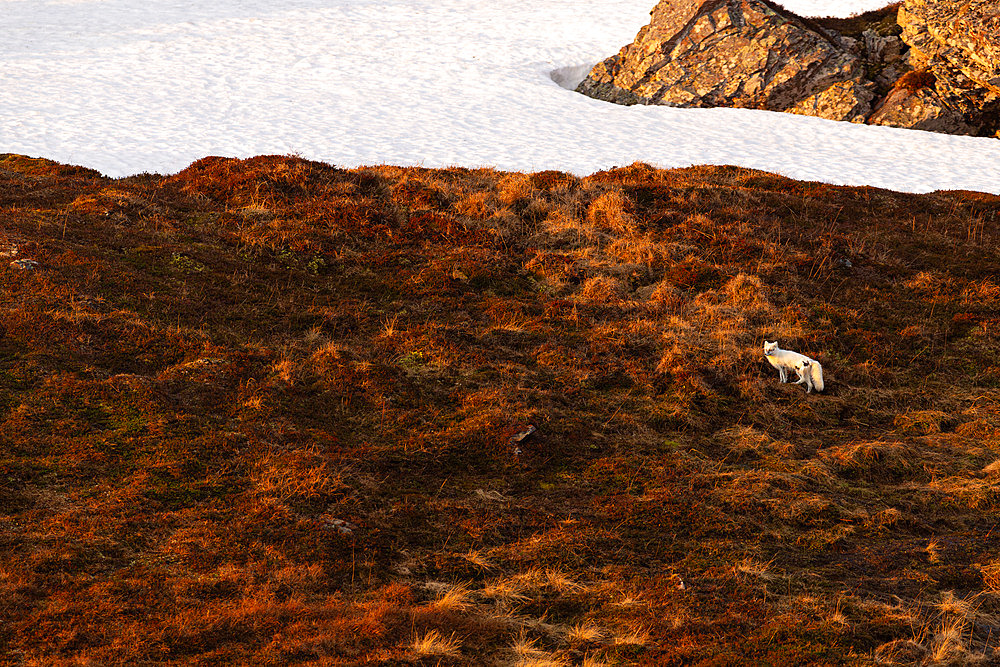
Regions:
[[578, 0, 1000, 137], [899, 0, 1000, 92], [868, 85, 979, 134], [576, 0, 872, 121], [896, 0, 1000, 136], [789, 80, 875, 122]]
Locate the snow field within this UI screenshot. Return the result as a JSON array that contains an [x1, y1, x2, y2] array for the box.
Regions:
[[2, 0, 998, 193]]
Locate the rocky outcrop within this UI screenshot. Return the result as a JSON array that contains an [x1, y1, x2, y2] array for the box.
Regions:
[[576, 0, 1000, 137], [894, 0, 1000, 135], [868, 83, 979, 134], [576, 0, 874, 122]]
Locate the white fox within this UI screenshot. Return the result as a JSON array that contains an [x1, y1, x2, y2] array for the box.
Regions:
[[763, 341, 824, 393]]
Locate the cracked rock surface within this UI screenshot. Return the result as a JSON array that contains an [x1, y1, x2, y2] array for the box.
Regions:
[[576, 0, 1000, 136], [576, 0, 873, 121], [893, 0, 1000, 135]]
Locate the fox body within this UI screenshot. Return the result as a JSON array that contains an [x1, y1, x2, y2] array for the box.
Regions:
[[763, 341, 824, 393]]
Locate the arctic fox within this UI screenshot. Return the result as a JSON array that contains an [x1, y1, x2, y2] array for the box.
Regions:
[[763, 341, 824, 393]]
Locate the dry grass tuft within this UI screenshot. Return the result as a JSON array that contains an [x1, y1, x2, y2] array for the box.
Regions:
[[577, 275, 628, 304], [893, 410, 951, 435], [873, 638, 929, 664], [612, 627, 650, 646], [586, 190, 634, 233], [982, 562, 1000, 592], [461, 549, 495, 570], [480, 577, 531, 608], [930, 616, 967, 662], [937, 591, 977, 620], [926, 540, 943, 564], [510, 634, 569, 666], [821, 441, 917, 480], [715, 426, 777, 460], [566, 622, 605, 644], [732, 557, 776, 581], [251, 447, 342, 503], [646, 280, 684, 312], [530, 568, 585, 594], [411, 629, 462, 657], [428, 582, 475, 612]]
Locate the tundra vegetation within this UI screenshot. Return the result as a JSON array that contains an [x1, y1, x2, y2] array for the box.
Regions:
[[0, 153, 999, 664]]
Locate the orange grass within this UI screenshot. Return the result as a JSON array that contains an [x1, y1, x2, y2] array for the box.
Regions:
[[0, 153, 999, 664]]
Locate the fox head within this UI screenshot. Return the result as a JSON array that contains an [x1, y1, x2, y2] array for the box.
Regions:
[[763, 341, 778, 356]]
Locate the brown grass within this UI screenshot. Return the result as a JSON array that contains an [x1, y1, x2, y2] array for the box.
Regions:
[[411, 629, 462, 657], [893, 68, 938, 94], [1, 154, 999, 664]]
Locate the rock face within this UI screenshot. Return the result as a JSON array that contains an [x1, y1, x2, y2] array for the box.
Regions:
[[868, 72, 980, 134], [576, 0, 874, 121], [576, 0, 1000, 136], [893, 0, 1000, 135]]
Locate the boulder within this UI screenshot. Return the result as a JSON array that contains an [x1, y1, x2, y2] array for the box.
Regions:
[[788, 80, 875, 123], [576, 0, 875, 121], [577, 0, 1000, 136], [868, 85, 979, 134], [897, 0, 1000, 135]]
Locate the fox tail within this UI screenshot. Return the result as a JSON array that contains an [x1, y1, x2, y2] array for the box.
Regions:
[[810, 361, 824, 392]]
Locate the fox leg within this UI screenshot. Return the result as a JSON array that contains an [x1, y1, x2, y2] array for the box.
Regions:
[[803, 369, 814, 393], [778, 367, 787, 383]]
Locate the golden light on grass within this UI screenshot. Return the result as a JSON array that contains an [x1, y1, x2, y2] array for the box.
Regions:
[[926, 539, 943, 564], [411, 629, 461, 658], [380, 312, 400, 338], [566, 622, 605, 644], [828, 609, 849, 627], [930, 616, 967, 662], [509, 567, 584, 595], [271, 357, 296, 383], [461, 549, 495, 570], [480, 577, 530, 607], [893, 409, 950, 436], [6, 153, 1000, 663], [510, 634, 568, 666], [612, 627, 650, 646], [981, 562, 1000, 592], [511, 634, 546, 658], [586, 189, 634, 233], [937, 591, 977, 620], [428, 582, 475, 612], [733, 557, 775, 581], [488, 311, 529, 332], [514, 658, 570, 667], [251, 448, 339, 503], [611, 594, 643, 608], [577, 275, 627, 304]]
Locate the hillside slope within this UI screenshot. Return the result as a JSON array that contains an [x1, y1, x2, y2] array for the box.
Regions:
[[1, 154, 999, 665]]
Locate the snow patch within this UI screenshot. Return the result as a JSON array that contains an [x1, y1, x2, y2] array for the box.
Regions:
[[2, 0, 999, 194]]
